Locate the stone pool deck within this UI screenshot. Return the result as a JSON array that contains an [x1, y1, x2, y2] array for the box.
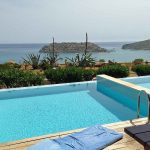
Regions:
[[0, 118, 148, 150]]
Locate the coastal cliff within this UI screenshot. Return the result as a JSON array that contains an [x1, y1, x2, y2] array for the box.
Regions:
[[39, 42, 107, 53], [122, 39, 150, 50]]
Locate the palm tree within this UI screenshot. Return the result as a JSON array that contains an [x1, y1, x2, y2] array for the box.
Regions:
[[23, 53, 41, 69], [66, 33, 95, 67]]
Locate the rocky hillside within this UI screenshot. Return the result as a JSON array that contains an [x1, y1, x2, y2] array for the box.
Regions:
[[122, 39, 150, 50], [39, 42, 107, 53]]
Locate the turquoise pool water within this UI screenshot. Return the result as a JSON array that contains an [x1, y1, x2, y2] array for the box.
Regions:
[[0, 81, 137, 143], [138, 83, 150, 89], [123, 76, 150, 89]]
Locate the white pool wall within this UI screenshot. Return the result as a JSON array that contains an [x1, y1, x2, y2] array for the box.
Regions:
[[97, 75, 150, 115], [0, 81, 96, 100]]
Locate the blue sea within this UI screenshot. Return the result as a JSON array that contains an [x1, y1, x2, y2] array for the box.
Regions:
[[0, 42, 150, 63]]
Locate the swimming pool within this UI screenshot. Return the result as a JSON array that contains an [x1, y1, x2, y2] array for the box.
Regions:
[[123, 76, 150, 89], [0, 76, 147, 143]]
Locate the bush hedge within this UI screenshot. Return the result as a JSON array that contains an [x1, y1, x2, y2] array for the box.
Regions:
[[133, 64, 150, 76], [97, 64, 129, 78], [0, 80, 6, 89], [63, 67, 83, 83], [82, 69, 96, 81], [133, 58, 144, 64], [0, 63, 21, 70], [45, 68, 64, 83], [0, 68, 44, 88], [45, 67, 96, 83]]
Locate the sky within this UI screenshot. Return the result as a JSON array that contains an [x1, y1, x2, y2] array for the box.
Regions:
[[0, 0, 150, 43]]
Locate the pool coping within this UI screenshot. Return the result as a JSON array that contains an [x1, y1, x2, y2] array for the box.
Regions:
[[0, 80, 96, 93], [97, 74, 150, 94]]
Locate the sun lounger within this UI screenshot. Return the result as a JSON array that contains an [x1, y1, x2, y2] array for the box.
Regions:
[[28, 125, 123, 150], [124, 124, 150, 150]]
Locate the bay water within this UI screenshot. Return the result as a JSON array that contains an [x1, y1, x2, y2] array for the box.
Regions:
[[0, 42, 150, 64]]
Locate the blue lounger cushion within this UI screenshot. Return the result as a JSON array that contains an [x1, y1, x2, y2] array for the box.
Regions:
[[28, 125, 123, 150]]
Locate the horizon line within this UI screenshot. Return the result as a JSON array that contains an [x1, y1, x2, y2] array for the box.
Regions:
[[0, 40, 135, 44]]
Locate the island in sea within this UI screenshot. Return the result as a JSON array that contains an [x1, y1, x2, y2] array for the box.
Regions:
[[122, 39, 150, 50], [39, 42, 107, 53]]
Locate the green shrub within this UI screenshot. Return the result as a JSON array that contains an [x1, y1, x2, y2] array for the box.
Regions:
[[97, 64, 129, 78], [45, 68, 64, 83], [99, 59, 105, 62], [45, 67, 83, 83], [0, 63, 13, 70], [2, 62, 21, 69], [0, 80, 6, 89], [39, 59, 51, 70], [45, 67, 96, 83], [133, 64, 150, 76], [63, 67, 83, 82], [45, 53, 62, 67], [133, 58, 144, 64], [82, 69, 96, 81], [131, 65, 137, 72], [28, 73, 44, 85], [66, 53, 95, 67], [23, 53, 41, 69], [0, 69, 44, 88], [12, 63, 21, 69]]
